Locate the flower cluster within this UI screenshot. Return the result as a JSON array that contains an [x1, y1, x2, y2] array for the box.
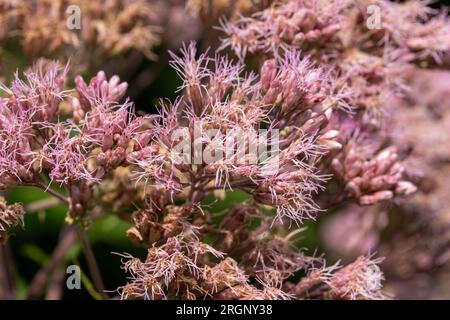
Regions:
[[0, 40, 395, 299], [113, 42, 392, 299], [0, 197, 25, 243], [219, 0, 450, 116], [324, 255, 386, 300], [0, 0, 160, 59], [219, 0, 347, 60], [129, 43, 346, 225], [320, 68, 450, 299], [0, 60, 68, 189], [367, 0, 450, 62], [0, 59, 147, 221], [4, 0, 450, 301], [331, 131, 416, 206]]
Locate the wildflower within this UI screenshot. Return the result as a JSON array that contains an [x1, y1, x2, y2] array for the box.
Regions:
[[40, 124, 95, 185], [0, 0, 160, 61], [373, 0, 450, 63], [118, 236, 228, 300], [331, 136, 417, 206], [325, 255, 387, 300], [0, 100, 34, 188], [2, 60, 69, 122], [219, 0, 450, 117], [2, 0, 440, 298], [0, 197, 25, 243], [73, 71, 128, 113], [201, 258, 249, 295], [219, 0, 346, 60]]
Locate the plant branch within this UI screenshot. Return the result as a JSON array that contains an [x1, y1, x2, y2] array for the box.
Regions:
[[0, 243, 15, 299], [25, 182, 69, 204], [27, 226, 78, 299], [45, 265, 66, 300], [25, 197, 62, 213]]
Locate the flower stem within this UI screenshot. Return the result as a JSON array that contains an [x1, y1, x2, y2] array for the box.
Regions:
[[76, 226, 108, 300], [0, 243, 15, 299], [26, 181, 69, 204], [27, 226, 78, 299], [25, 197, 62, 213]]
